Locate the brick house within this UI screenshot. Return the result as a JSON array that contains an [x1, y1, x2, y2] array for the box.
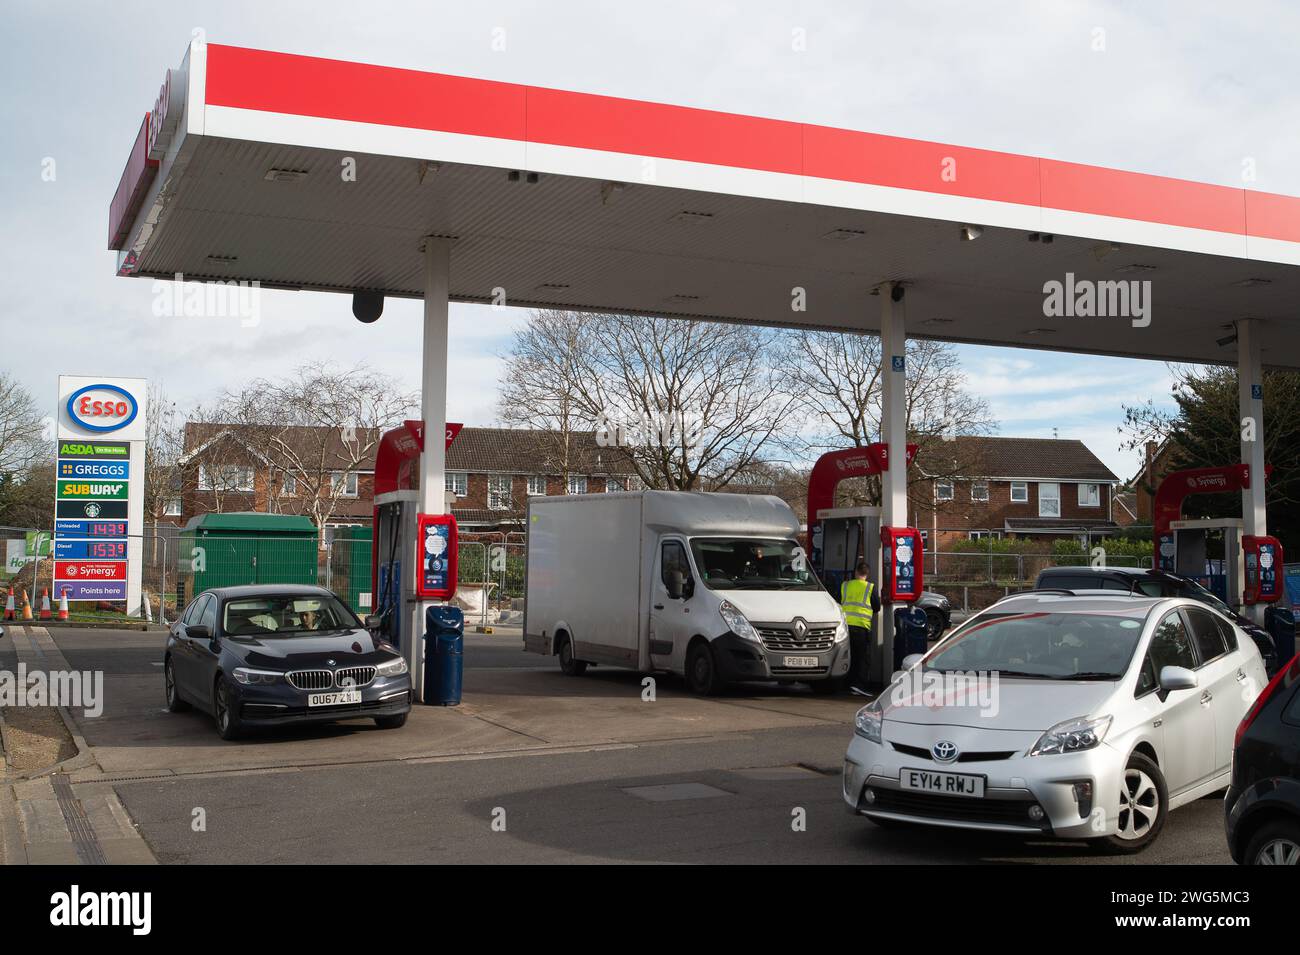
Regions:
[[177, 423, 639, 534], [912, 436, 1122, 549]]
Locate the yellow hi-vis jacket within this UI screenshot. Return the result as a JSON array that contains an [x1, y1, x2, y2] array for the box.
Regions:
[[840, 578, 874, 629]]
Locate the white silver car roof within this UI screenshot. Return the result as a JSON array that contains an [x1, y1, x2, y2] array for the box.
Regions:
[[987, 590, 1169, 618]]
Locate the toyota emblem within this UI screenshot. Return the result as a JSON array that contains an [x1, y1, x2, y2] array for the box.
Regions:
[[932, 740, 959, 763]]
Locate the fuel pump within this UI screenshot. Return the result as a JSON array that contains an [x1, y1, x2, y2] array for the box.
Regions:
[[1243, 534, 1284, 604], [880, 526, 924, 603]]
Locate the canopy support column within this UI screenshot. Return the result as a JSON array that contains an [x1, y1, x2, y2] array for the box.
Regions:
[[1237, 318, 1267, 623], [875, 282, 908, 684]]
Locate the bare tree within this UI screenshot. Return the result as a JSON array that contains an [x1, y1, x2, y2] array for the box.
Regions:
[[0, 372, 46, 476], [223, 362, 418, 542], [497, 309, 601, 483], [779, 331, 996, 505], [499, 311, 792, 491]]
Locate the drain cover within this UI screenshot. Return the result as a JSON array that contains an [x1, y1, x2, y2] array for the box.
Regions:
[[621, 782, 733, 802]]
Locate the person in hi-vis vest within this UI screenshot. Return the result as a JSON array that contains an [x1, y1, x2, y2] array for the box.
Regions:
[[840, 560, 881, 691]]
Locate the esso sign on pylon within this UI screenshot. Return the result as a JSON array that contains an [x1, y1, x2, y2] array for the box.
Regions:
[[66, 383, 139, 433]]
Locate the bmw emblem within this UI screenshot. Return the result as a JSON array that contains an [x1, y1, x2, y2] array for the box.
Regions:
[[326, 659, 337, 667], [932, 740, 959, 763]]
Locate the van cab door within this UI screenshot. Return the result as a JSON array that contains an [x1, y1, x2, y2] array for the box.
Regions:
[[650, 538, 696, 672]]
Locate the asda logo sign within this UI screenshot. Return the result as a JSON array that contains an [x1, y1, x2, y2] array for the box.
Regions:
[[59, 440, 130, 459]]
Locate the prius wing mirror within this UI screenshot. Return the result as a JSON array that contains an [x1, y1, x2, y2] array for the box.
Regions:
[[1158, 665, 1198, 693]]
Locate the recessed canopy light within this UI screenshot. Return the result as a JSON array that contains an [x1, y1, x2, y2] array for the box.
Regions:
[[923, 318, 954, 326], [1231, 277, 1272, 288], [206, 254, 238, 264], [672, 210, 716, 224], [1023, 328, 1057, 336], [536, 282, 571, 291], [263, 168, 309, 182], [665, 293, 703, 303], [823, 228, 867, 241], [1114, 263, 1157, 274]]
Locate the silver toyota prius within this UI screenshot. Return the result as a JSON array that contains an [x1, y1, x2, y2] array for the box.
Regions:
[[843, 590, 1268, 852]]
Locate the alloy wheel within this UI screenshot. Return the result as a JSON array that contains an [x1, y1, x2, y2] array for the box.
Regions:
[[1116, 767, 1159, 841], [165, 662, 176, 705], [215, 682, 229, 733], [1257, 838, 1300, 865]]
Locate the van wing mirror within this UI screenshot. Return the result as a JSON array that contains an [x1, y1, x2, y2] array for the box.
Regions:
[[1158, 665, 1198, 693], [364, 614, 383, 630], [667, 570, 685, 600]]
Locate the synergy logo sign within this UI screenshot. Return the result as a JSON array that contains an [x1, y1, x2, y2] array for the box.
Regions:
[[66, 383, 139, 434]]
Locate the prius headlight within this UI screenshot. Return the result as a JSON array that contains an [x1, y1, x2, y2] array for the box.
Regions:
[[1030, 715, 1112, 756], [719, 600, 761, 643], [232, 667, 283, 685], [854, 701, 883, 743], [376, 656, 409, 677]]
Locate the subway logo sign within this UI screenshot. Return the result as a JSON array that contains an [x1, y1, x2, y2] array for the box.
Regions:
[[57, 480, 129, 500], [58, 440, 130, 459]]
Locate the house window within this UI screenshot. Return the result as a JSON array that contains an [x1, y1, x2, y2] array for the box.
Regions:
[[968, 530, 1003, 541], [935, 480, 954, 502], [970, 481, 990, 503], [330, 471, 359, 497], [446, 472, 467, 497], [1078, 483, 1101, 507], [1039, 482, 1061, 517], [567, 475, 588, 495], [1010, 481, 1028, 503], [488, 475, 513, 510], [164, 498, 182, 517], [527, 476, 547, 496], [605, 477, 626, 492], [198, 464, 253, 491], [280, 473, 297, 497]]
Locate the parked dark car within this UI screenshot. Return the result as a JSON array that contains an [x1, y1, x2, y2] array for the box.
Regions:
[[1035, 566, 1278, 673], [165, 584, 412, 740], [1225, 653, 1300, 864], [916, 591, 951, 640]]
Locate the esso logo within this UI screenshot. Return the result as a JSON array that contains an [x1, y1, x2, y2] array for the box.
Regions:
[[67, 384, 138, 433]]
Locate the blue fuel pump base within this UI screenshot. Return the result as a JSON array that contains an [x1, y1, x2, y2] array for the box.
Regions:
[[424, 605, 464, 705]]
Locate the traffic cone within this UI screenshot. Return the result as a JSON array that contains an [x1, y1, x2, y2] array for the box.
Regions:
[[57, 590, 69, 621], [3, 587, 13, 620], [39, 588, 51, 620], [20, 589, 33, 621]]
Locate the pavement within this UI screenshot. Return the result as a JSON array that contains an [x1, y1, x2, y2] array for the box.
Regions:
[[0, 623, 1236, 865]]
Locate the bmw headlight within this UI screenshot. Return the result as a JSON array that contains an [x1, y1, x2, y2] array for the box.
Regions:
[[719, 600, 761, 643], [232, 667, 283, 685], [834, 617, 849, 643], [854, 701, 883, 743], [1030, 715, 1112, 756], [376, 655, 409, 677]]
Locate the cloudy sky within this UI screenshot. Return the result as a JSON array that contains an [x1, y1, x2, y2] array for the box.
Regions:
[[4, 0, 1297, 480]]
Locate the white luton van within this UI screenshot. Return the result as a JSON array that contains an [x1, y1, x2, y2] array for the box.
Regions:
[[523, 490, 851, 694]]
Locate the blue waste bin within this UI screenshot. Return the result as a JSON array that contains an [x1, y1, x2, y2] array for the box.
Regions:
[[423, 606, 464, 705], [892, 605, 929, 671], [1264, 605, 1295, 674]]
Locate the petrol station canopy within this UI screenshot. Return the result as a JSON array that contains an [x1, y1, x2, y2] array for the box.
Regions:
[[110, 41, 1300, 367]]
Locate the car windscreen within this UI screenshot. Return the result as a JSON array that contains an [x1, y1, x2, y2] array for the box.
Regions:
[[222, 595, 359, 636], [690, 537, 821, 591], [924, 610, 1145, 679]]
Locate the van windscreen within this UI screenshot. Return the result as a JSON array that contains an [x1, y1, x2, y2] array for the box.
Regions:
[[690, 538, 822, 591]]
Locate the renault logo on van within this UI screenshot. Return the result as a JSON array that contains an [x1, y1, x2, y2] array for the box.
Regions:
[[793, 618, 808, 638], [932, 741, 959, 763]]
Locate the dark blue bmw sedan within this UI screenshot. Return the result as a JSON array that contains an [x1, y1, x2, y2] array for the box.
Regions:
[[165, 584, 412, 740]]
